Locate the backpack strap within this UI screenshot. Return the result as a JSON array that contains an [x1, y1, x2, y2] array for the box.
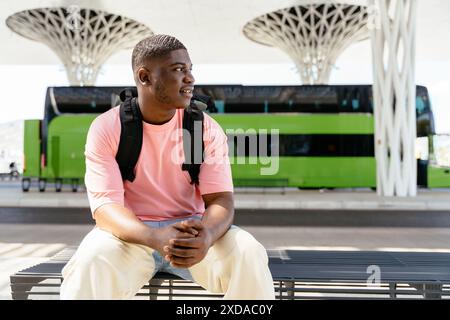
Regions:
[[190, 93, 215, 112], [116, 89, 142, 182], [116, 88, 207, 185], [182, 105, 204, 185]]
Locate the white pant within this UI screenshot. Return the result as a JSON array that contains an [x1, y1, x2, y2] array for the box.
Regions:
[[60, 225, 275, 300]]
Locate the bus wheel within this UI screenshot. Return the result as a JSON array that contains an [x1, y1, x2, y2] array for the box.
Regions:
[[22, 178, 31, 192], [38, 178, 46, 192], [71, 179, 79, 192], [55, 179, 62, 192]]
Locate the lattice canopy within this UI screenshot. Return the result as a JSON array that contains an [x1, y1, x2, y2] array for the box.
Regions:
[[243, 2, 369, 84], [6, 7, 153, 86]]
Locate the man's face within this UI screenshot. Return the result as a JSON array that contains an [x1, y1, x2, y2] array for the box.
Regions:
[[145, 49, 195, 109]]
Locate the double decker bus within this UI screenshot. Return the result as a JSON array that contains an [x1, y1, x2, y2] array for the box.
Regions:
[[21, 85, 450, 191]]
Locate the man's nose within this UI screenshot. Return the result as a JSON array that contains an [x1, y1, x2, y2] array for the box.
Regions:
[[184, 70, 195, 84]]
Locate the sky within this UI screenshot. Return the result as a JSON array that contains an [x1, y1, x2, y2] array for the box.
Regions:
[[0, 59, 449, 134]]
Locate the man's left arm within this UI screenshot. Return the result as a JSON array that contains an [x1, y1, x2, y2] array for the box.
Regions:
[[201, 191, 234, 244], [198, 118, 235, 243]]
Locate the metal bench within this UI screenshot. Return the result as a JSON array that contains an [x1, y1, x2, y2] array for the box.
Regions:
[[10, 247, 450, 299]]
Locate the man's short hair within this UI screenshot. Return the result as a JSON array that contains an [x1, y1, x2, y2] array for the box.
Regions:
[[132, 34, 186, 71]]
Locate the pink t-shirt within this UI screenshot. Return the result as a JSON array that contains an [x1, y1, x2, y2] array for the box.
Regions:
[[84, 106, 233, 221]]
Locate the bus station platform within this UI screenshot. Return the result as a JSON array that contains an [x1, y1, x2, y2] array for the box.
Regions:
[[1, 181, 450, 211]]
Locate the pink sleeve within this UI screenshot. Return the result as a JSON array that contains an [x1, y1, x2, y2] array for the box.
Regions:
[[198, 115, 234, 195], [84, 112, 124, 216]]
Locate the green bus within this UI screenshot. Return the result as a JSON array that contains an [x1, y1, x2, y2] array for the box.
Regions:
[[22, 85, 450, 191]]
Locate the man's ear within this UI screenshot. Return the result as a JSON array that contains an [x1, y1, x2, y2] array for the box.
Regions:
[[137, 67, 151, 85]]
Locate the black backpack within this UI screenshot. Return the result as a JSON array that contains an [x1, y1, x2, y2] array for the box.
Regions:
[[115, 88, 214, 185]]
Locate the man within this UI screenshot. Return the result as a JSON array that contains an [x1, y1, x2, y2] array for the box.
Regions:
[[60, 34, 275, 300]]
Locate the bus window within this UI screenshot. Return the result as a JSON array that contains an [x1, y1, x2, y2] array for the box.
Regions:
[[433, 135, 450, 167], [337, 86, 364, 112], [339, 88, 350, 111], [279, 134, 374, 157], [214, 100, 225, 114], [224, 103, 266, 113], [416, 96, 426, 115], [415, 136, 429, 160], [352, 88, 360, 111], [289, 87, 339, 113]]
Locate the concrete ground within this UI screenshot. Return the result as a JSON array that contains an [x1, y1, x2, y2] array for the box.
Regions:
[[2, 180, 450, 211]]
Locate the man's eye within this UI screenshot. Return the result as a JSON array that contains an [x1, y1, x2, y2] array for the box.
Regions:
[[173, 67, 193, 73]]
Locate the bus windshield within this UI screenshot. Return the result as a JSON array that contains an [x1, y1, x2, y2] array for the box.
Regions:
[[433, 134, 450, 167]]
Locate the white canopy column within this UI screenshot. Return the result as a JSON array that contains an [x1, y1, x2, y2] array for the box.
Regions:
[[243, 0, 370, 85], [370, 0, 418, 196], [6, 7, 153, 86]]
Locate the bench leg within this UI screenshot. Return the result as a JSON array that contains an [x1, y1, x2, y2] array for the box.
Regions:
[[10, 276, 45, 300], [276, 281, 283, 300], [424, 284, 442, 299], [389, 283, 397, 299], [11, 291, 32, 300], [284, 281, 295, 300], [149, 278, 165, 300], [169, 279, 174, 300], [410, 283, 443, 299]]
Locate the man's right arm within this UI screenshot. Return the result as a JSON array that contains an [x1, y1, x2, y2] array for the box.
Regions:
[[94, 203, 197, 254], [94, 203, 158, 248]]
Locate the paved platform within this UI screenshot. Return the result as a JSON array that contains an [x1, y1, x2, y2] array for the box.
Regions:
[[1, 181, 450, 211]]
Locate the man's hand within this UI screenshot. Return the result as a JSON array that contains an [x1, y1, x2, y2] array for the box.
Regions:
[[152, 222, 198, 258], [163, 219, 213, 268]]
